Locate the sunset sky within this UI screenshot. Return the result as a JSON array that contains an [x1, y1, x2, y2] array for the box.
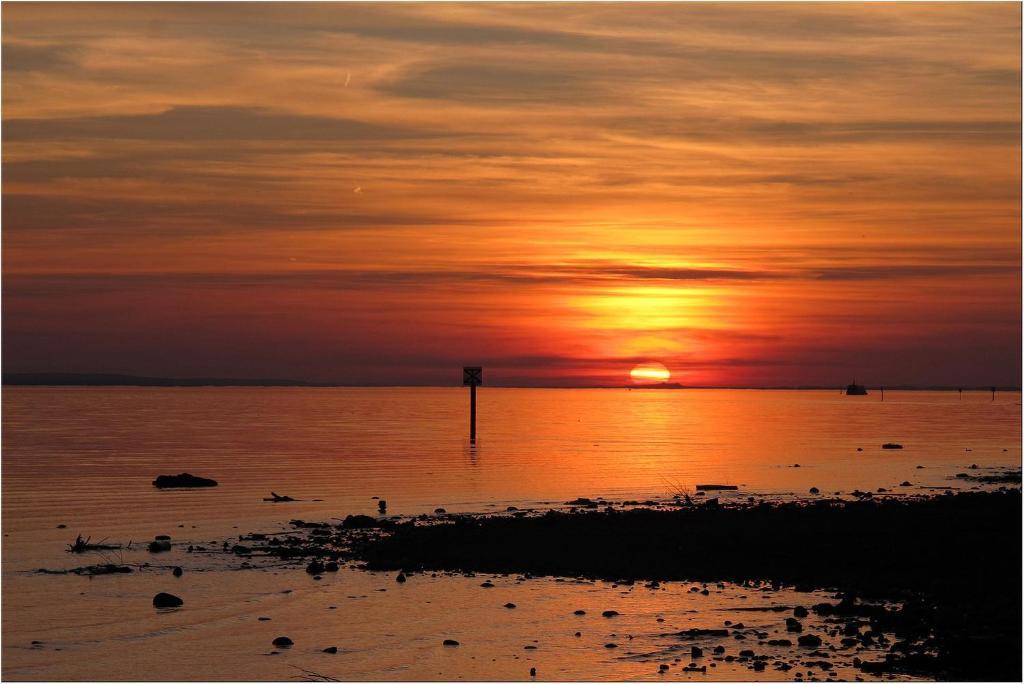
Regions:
[[3, 2, 1021, 386]]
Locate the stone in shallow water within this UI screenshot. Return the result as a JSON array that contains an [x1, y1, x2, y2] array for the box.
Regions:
[[152, 592, 183, 608], [152, 473, 217, 488], [798, 634, 823, 647]]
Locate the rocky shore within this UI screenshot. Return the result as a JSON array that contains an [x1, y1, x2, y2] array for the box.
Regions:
[[352, 491, 1020, 681], [41, 487, 1022, 681]]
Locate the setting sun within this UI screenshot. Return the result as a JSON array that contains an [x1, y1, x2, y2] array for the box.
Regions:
[[630, 362, 671, 384]]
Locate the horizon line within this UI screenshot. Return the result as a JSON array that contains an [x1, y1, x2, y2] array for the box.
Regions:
[[2, 372, 1019, 392]]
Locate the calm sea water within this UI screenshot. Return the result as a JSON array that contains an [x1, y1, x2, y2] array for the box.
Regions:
[[2, 387, 1020, 680]]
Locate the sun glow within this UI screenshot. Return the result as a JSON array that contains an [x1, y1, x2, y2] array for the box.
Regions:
[[630, 362, 671, 384]]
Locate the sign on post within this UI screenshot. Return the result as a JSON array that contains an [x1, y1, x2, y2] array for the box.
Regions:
[[463, 367, 482, 441], [463, 367, 482, 386]]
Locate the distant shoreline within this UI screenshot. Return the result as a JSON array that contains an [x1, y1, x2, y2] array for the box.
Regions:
[[2, 372, 1019, 391]]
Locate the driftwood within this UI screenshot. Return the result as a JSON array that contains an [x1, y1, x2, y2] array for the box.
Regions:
[[67, 534, 121, 553], [38, 564, 132, 576]]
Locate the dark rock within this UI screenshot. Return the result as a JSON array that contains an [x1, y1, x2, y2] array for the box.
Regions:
[[900, 481, 912, 487], [172, 566, 183, 577], [809, 487, 820, 494], [272, 636, 293, 647], [605, 643, 618, 648], [396, 572, 406, 583], [505, 602, 516, 608], [696, 484, 738, 491], [340, 514, 379, 529], [443, 639, 460, 646], [786, 617, 803, 632], [691, 646, 703, 657], [530, 668, 536, 677], [148, 540, 171, 553], [574, 609, 586, 615], [480, 581, 495, 588], [323, 646, 338, 653], [679, 629, 729, 638], [798, 634, 823, 647], [881, 443, 903, 450], [602, 610, 619, 617], [794, 606, 808, 618], [378, 500, 387, 512], [434, 508, 447, 514], [325, 561, 339, 572], [754, 661, 766, 672], [306, 561, 325, 575], [153, 592, 183, 608], [152, 473, 217, 488], [155, 534, 171, 540]]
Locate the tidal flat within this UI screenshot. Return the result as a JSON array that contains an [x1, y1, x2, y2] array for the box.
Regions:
[[10, 488, 1020, 681], [4, 388, 1020, 681]]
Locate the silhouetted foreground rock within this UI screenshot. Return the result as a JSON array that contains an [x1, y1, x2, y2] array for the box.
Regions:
[[358, 491, 1021, 681], [152, 592, 183, 608], [152, 473, 218, 488]]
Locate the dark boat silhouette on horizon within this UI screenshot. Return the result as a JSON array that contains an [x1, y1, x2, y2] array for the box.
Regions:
[[845, 382, 868, 396]]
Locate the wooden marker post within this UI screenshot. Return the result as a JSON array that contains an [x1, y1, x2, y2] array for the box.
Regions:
[[880, 386, 885, 402], [991, 386, 996, 401], [463, 366, 482, 442]]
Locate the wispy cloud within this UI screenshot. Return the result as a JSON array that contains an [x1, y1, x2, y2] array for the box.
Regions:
[[2, 2, 1020, 385]]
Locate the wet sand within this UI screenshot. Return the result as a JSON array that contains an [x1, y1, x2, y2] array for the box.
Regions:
[[8, 488, 1020, 681]]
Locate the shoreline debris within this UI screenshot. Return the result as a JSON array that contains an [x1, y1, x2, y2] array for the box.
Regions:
[[67, 534, 121, 553]]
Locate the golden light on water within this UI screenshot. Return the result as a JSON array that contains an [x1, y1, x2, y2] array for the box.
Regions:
[[630, 362, 671, 384]]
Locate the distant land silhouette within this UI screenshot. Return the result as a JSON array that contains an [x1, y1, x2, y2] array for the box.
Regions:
[[2, 372, 1019, 391], [2, 373, 327, 387]]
